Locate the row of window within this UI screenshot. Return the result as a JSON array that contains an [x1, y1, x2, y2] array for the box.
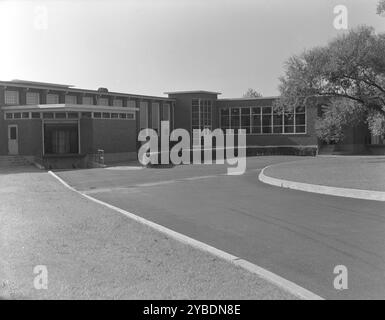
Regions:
[[220, 106, 306, 134], [4, 90, 140, 107], [139, 102, 171, 130], [192, 99, 212, 130], [4, 111, 135, 120]]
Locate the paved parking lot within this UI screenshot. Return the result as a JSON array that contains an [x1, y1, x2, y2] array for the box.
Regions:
[[56, 156, 385, 299]]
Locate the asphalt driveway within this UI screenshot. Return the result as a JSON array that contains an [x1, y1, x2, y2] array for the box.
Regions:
[[0, 165, 296, 299], [55, 156, 385, 300]]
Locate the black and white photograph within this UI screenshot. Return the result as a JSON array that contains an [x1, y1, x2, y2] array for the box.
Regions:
[[0, 0, 385, 307]]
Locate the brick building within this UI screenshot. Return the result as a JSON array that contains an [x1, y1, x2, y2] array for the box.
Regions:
[[0, 80, 383, 168]]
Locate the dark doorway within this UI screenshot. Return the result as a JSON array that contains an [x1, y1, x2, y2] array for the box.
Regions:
[[44, 123, 79, 154]]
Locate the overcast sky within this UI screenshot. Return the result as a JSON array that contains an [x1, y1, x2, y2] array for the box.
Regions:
[[0, 0, 383, 98]]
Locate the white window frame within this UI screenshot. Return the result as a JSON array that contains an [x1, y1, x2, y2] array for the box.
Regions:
[[65, 95, 77, 104], [47, 93, 59, 104], [219, 105, 307, 135], [97, 97, 109, 106], [4, 90, 19, 105], [151, 102, 160, 130], [26, 92, 40, 105], [139, 101, 148, 129], [82, 96, 94, 105], [127, 100, 136, 109], [112, 98, 123, 107]]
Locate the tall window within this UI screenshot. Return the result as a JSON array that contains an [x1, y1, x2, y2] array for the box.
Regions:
[[220, 105, 306, 134], [97, 97, 109, 106], [127, 100, 136, 109], [151, 103, 160, 131], [65, 95, 77, 104], [47, 94, 59, 104], [139, 101, 148, 129], [82, 96, 93, 105], [191, 99, 212, 131], [162, 103, 170, 121], [4, 90, 19, 105], [113, 99, 123, 107], [26, 92, 40, 105]]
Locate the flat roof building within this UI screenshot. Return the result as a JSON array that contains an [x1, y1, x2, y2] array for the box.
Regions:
[[0, 80, 383, 168]]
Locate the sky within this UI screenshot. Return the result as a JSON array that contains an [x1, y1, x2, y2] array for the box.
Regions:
[[0, 0, 384, 98]]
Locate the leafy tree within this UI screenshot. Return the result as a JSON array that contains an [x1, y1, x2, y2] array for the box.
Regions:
[[243, 88, 262, 98], [377, 0, 385, 15], [275, 26, 385, 143]]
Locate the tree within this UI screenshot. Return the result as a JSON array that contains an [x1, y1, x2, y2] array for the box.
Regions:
[[377, 0, 385, 15], [275, 26, 385, 143], [243, 88, 262, 98]]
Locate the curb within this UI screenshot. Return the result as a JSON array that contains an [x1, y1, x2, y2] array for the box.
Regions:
[[259, 165, 385, 202], [48, 170, 324, 300]]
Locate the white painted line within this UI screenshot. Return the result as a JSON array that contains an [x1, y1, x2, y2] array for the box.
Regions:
[[48, 170, 323, 300], [259, 165, 385, 202]]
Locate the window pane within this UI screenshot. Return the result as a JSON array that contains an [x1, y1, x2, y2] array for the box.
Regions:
[[47, 94, 59, 104], [192, 99, 199, 106], [262, 106, 272, 114], [113, 99, 123, 107], [98, 98, 109, 106], [82, 96, 93, 105], [295, 114, 305, 125], [22, 112, 30, 119], [296, 125, 306, 133], [55, 113, 67, 119], [5, 113, 13, 119], [252, 107, 261, 114], [111, 113, 119, 118], [26, 92, 40, 105], [68, 112, 79, 119], [231, 108, 240, 128], [14, 113, 21, 119], [5, 90, 19, 105], [140, 102, 148, 129], [81, 112, 92, 118], [241, 108, 250, 115], [162, 104, 170, 121], [252, 126, 261, 134], [262, 115, 271, 126], [127, 100, 136, 109], [262, 126, 272, 134], [93, 112, 101, 118], [102, 112, 110, 118], [119, 113, 127, 119], [220, 109, 229, 116], [273, 114, 283, 126], [284, 126, 295, 133], [273, 126, 283, 134], [284, 114, 295, 126], [65, 95, 77, 104], [221, 116, 230, 128], [43, 112, 54, 119], [31, 113, 41, 119], [151, 103, 159, 130]]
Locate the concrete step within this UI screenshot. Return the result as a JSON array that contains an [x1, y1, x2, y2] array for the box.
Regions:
[[0, 156, 32, 167]]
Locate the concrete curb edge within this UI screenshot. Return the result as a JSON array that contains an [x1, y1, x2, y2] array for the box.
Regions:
[[48, 170, 324, 300], [258, 165, 385, 202]]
